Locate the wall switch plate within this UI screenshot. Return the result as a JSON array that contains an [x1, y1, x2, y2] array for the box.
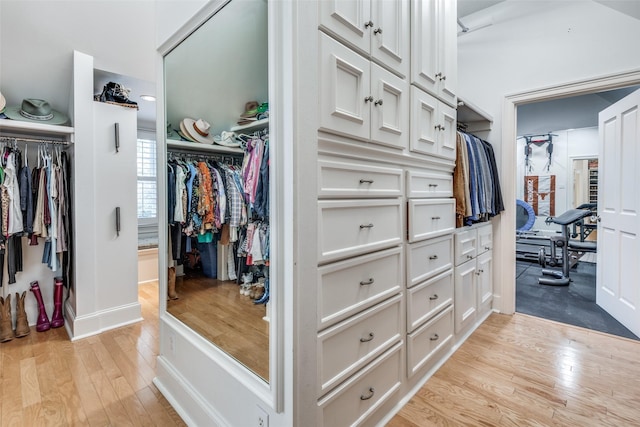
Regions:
[[256, 405, 269, 427]]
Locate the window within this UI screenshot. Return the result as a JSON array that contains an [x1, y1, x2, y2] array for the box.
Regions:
[[137, 136, 157, 226]]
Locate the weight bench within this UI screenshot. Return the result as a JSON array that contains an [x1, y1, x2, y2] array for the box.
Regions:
[[538, 208, 597, 286]]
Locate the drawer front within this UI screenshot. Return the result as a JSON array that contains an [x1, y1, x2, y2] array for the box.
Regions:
[[407, 270, 453, 333], [318, 295, 402, 395], [406, 235, 453, 288], [318, 199, 402, 264], [319, 342, 403, 427], [407, 305, 454, 377], [406, 171, 453, 199], [477, 223, 493, 255], [318, 159, 403, 198], [454, 228, 478, 266], [318, 247, 403, 330], [407, 199, 455, 243]]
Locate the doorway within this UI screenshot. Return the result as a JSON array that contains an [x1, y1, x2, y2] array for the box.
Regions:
[[497, 70, 640, 340]]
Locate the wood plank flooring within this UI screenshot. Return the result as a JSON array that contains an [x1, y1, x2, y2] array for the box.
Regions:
[[166, 272, 269, 381], [389, 312, 640, 426], [0, 282, 186, 427]]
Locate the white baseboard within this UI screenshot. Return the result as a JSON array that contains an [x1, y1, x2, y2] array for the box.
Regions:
[[65, 300, 142, 340]]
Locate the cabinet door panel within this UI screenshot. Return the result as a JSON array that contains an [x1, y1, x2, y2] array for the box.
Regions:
[[439, 102, 457, 161], [438, 0, 458, 106], [455, 260, 477, 333], [371, 0, 409, 77], [410, 0, 438, 95], [319, 0, 371, 55], [371, 63, 408, 150], [410, 86, 438, 156], [93, 102, 138, 311], [477, 223, 493, 254], [477, 250, 493, 312], [320, 32, 371, 141]]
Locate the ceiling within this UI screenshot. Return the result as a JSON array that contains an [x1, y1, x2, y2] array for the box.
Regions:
[[458, 0, 640, 20]]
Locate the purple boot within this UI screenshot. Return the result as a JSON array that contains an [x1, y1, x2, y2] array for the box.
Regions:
[[30, 281, 51, 332], [50, 277, 65, 328]]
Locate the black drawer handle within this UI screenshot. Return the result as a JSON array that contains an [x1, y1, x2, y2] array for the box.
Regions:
[[429, 255, 438, 260], [115, 207, 121, 236], [360, 278, 375, 286], [430, 334, 439, 341], [428, 184, 438, 188], [360, 387, 375, 400], [431, 216, 441, 220], [360, 332, 374, 343], [360, 223, 374, 229], [114, 123, 120, 153], [429, 294, 438, 301], [359, 179, 374, 184]]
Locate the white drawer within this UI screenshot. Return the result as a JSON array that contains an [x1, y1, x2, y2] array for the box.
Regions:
[[318, 247, 403, 330], [406, 171, 453, 199], [454, 227, 478, 266], [407, 270, 453, 333], [318, 294, 402, 395], [477, 223, 493, 255], [319, 160, 403, 198], [407, 305, 454, 377], [319, 342, 402, 427], [318, 199, 402, 264], [406, 235, 453, 288], [407, 199, 455, 243]]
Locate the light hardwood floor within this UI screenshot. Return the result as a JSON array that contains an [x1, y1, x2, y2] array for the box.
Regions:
[[0, 282, 186, 427], [389, 312, 640, 426]]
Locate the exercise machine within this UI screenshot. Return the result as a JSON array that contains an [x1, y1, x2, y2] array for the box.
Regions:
[[537, 208, 597, 286]]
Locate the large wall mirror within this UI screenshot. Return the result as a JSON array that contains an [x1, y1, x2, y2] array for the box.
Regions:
[[163, 0, 270, 383]]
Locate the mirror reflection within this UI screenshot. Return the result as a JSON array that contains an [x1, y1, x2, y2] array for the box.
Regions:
[[164, 0, 270, 382]]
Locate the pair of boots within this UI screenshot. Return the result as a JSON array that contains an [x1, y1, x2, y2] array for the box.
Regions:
[[0, 292, 30, 342], [29, 278, 65, 333]]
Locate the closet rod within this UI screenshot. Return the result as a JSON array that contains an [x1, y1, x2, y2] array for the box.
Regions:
[[167, 149, 243, 166], [0, 135, 70, 145]]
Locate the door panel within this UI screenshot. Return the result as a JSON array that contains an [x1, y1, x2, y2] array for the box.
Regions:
[[410, 0, 438, 95], [371, 0, 409, 77], [410, 86, 438, 156], [597, 89, 640, 337], [371, 63, 408, 149], [319, 0, 371, 55]]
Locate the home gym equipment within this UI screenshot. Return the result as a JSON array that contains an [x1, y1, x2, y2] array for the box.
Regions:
[[537, 208, 597, 286]]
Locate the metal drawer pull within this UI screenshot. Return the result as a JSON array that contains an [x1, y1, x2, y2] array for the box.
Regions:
[[114, 123, 120, 153], [374, 99, 383, 106], [360, 387, 375, 400], [430, 334, 439, 341], [364, 95, 374, 103], [429, 294, 438, 301], [359, 179, 374, 184], [360, 278, 375, 286], [431, 216, 441, 220], [360, 223, 374, 229], [115, 207, 121, 237], [429, 255, 438, 260], [428, 184, 438, 188], [373, 27, 382, 35], [360, 332, 375, 343]]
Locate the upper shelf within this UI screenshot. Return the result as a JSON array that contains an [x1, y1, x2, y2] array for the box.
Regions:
[[229, 117, 269, 133], [0, 119, 74, 143], [457, 97, 493, 133], [166, 138, 244, 155]]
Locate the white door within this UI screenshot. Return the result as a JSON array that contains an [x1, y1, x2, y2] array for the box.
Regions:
[[371, 0, 409, 77], [597, 88, 640, 337], [370, 62, 408, 150]]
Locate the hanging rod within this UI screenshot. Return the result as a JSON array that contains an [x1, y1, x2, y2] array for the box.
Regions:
[[0, 135, 70, 145], [167, 148, 242, 166]]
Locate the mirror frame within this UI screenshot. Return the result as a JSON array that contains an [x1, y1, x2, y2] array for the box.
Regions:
[[156, 0, 291, 411]]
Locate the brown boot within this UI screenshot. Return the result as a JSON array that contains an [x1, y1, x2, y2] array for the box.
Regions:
[[0, 296, 15, 342], [168, 267, 179, 300], [15, 292, 30, 338]]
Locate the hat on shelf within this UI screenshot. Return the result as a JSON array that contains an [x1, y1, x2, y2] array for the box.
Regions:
[[213, 131, 241, 148], [181, 118, 214, 144], [4, 98, 69, 125], [0, 92, 6, 113]]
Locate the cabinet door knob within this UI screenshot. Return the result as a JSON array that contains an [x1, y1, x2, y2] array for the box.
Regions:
[[359, 223, 374, 229], [430, 334, 440, 341], [360, 278, 375, 286], [434, 124, 442, 131], [429, 255, 438, 260], [373, 27, 382, 35], [364, 20, 374, 28], [440, 126, 446, 131], [114, 122, 120, 153], [429, 294, 439, 301], [374, 99, 383, 106], [467, 255, 474, 260], [435, 72, 442, 79], [360, 387, 375, 400], [440, 75, 447, 81], [359, 179, 374, 184], [485, 246, 491, 250], [360, 332, 375, 343], [364, 96, 374, 103]]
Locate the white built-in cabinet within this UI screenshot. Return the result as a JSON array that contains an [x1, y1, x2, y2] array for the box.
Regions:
[[410, 86, 457, 161], [319, 32, 409, 150], [454, 223, 493, 334], [410, 0, 457, 107]]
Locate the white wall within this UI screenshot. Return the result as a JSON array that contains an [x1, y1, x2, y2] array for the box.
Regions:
[[516, 127, 598, 230], [0, 0, 156, 121]]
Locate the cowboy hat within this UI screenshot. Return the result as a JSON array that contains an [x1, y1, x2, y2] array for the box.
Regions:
[[4, 98, 69, 125], [181, 118, 214, 144]]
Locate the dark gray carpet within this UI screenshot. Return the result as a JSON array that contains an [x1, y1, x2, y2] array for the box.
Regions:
[[516, 260, 639, 340]]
